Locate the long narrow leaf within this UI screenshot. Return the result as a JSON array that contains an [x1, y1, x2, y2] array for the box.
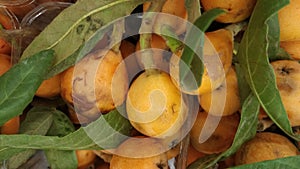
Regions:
[[7, 107, 54, 168], [0, 107, 132, 161], [236, 0, 298, 140], [179, 8, 225, 91], [0, 50, 54, 126], [45, 109, 77, 169]]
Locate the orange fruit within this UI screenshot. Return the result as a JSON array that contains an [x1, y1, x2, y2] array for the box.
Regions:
[[126, 70, 188, 138], [35, 73, 61, 98], [170, 29, 233, 95], [61, 49, 128, 120], [76, 150, 96, 169], [143, 0, 187, 35], [0, 116, 20, 134], [186, 145, 206, 166], [278, 0, 300, 41], [201, 0, 257, 23], [199, 67, 240, 116], [120, 40, 140, 78], [235, 132, 299, 165], [0, 53, 11, 74], [280, 40, 300, 60], [135, 34, 169, 70], [0, 11, 15, 30], [190, 111, 240, 154], [110, 136, 169, 169], [0, 11, 14, 55], [67, 104, 91, 124], [271, 60, 300, 126]]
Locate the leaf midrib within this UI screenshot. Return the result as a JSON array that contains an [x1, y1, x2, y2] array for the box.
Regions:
[[47, 0, 133, 50]]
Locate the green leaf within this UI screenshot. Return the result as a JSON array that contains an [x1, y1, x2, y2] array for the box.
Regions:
[[266, 13, 280, 60], [236, 0, 299, 140], [160, 25, 183, 53], [0, 50, 54, 126], [6, 107, 54, 168], [19, 106, 55, 135], [20, 0, 153, 78], [45, 150, 77, 169], [235, 63, 252, 104], [45, 109, 77, 169], [0, 107, 132, 161], [46, 109, 75, 137], [188, 93, 260, 169], [7, 150, 36, 169], [179, 8, 225, 91], [269, 48, 292, 62], [264, 14, 292, 62], [230, 156, 300, 169]]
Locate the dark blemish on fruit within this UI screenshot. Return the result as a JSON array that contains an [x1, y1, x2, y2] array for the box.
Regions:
[[156, 162, 166, 169], [84, 71, 88, 86], [171, 104, 177, 114], [279, 66, 294, 75]]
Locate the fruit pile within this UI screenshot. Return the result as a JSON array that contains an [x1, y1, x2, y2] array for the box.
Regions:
[[0, 0, 300, 169]]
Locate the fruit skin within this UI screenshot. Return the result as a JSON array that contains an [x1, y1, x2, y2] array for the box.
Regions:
[[76, 150, 96, 169], [186, 145, 206, 166], [278, 0, 300, 41], [271, 60, 300, 126], [199, 29, 233, 94], [35, 73, 61, 98], [0, 53, 11, 74], [170, 29, 233, 95], [143, 0, 187, 35], [201, 0, 257, 23], [235, 132, 299, 165], [190, 111, 239, 154], [135, 34, 170, 71], [0, 116, 20, 134], [110, 137, 169, 169], [119, 40, 140, 78], [0, 12, 14, 55], [67, 104, 91, 124], [126, 70, 188, 138], [61, 49, 128, 121], [280, 40, 300, 60], [200, 67, 240, 116], [0, 11, 15, 30]]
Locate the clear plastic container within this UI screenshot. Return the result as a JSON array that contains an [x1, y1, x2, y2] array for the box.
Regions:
[[0, 0, 72, 20], [19, 1, 71, 56], [0, 7, 20, 64]]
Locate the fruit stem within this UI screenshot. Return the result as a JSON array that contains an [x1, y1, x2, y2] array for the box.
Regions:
[[139, 0, 166, 71], [161, 24, 183, 53], [111, 19, 125, 54], [225, 21, 248, 36], [185, 0, 201, 23]]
